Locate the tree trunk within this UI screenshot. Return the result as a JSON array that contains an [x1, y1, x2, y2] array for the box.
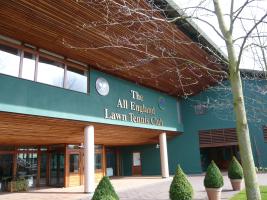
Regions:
[[229, 70, 261, 200], [212, 0, 262, 198]]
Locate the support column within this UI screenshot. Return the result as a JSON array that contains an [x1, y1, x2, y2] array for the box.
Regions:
[[84, 125, 95, 193], [159, 132, 169, 178]]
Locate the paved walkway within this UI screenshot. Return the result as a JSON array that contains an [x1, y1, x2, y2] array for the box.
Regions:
[[0, 174, 266, 200]]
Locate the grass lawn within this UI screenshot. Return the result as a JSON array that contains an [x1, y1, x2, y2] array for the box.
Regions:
[[231, 186, 267, 200]]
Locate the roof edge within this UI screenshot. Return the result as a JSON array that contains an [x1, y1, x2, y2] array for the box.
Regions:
[[152, 0, 228, 68]]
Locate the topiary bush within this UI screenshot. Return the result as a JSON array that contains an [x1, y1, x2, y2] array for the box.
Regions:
[[204, 161, 224, 188], [228, 156, 244, 180], [92, 176, 119, 200], [169, 165, 193, 200]]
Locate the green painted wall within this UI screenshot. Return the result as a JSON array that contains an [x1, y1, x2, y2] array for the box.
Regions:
[[120, 145, 161, 176], [0, 70, 182, 132], [2, 69, 266, 175], [121, 79, 267, 175]]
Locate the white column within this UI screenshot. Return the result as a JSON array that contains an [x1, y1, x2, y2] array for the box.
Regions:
[[159, 132, 169, 178], [84, 125, 95, 193]]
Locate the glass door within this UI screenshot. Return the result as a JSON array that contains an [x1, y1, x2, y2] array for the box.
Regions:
[[0, 154, 13, 191], [50, 152, 64, 187], [106, 148, 117, 177], [132, 152, 142, 176], [39, 152, 47, 186], [17, 151, 38, 187]]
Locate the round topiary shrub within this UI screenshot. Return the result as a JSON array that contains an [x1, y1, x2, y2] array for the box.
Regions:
[[169, 165, 193, 200], [228, 156, 243, 180], [204, 161, 224, 188], [92, 176, 119, 200]]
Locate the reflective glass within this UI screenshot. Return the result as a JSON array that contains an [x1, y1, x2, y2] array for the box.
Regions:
[[17, 152, 38, 187], [0, 44, 20, 77], [66, 67, 87, 93], [22, 51, 35, 81], [69, 154, 79, 173], [95, 153, 102, 170], [37, 57, 64, 87]]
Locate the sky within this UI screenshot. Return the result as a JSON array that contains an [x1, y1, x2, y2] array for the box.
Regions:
[[171, 0, 267, 70]]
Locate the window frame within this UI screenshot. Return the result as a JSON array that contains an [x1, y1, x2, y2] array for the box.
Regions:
[[0, 42, 21, 77], [69, 153, 80, 174], [0, 39, 89, 94], [64, 65, 89, 94]]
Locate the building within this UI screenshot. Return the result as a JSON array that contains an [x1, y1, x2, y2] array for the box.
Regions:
[[0, 0, 266, 193]]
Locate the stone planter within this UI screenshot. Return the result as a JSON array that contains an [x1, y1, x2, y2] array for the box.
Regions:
[[230, 179, 242, 191], [206, 187, 222, 200]]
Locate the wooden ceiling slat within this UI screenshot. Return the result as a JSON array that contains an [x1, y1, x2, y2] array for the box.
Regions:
[[0, 0, 225, 97], [0, 112, 178, 146]]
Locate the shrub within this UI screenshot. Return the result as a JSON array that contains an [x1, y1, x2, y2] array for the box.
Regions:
[[7, 178, 28, 192], [92, 176, 119, 200], [228, 156, 244, 179], [169, 165, 193, 200], [204, 161, 224, 188]]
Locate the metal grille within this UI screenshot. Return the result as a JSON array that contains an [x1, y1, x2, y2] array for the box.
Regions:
[[199, 128, 238, 147], [263, 126, 267, 142]]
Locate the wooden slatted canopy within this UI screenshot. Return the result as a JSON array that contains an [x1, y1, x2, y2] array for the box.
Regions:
[[199, 128, 238, 148], [0, 112, 177, 146], [0, 0, 226, 97]]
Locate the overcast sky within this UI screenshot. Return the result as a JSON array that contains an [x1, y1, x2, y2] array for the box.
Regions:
[[170, 0, 267, 70]]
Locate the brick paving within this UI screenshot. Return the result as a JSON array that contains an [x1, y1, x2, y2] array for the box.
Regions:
[[0, 174, 266, 200]]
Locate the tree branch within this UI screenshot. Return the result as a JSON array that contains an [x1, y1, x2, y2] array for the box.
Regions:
[[237, 12, 267, 69]]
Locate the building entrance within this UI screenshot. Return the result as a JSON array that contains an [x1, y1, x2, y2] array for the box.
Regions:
[[200, 145, 240, 171], [106, 147, 121, 177], [49, 152, 64, 187]]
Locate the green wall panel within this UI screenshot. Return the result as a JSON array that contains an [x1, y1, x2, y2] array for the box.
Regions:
[[121, 79, 267, 175], [120, 145, 161, 176], [0, 70, 182, 131]]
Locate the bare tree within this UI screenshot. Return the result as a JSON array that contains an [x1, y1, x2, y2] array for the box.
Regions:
[[64, 0, 267, 199]]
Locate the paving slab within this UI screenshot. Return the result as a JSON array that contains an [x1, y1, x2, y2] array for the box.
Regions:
[[0, 174, 266, 200]]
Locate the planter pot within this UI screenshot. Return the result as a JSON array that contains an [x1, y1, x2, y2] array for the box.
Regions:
[[230, 179, 242, 191], [205, 187, 222, 200]]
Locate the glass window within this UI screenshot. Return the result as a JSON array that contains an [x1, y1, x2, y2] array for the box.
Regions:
[[66, 67, 87, 93], [69, 154, 79, 173], [95, 145, 103, 151], [0, 44, 20, 77], [37, 57, 64, 87], [22, 51, 35, 81], [67, 144, 80, 149], [95, 153, 102, 170], [39, 153, 47, 186], [17, 152, 38, 187], [95, 145, 103, 170], [17, 146, 38, 151], [40, 146, 47, 151], [0, 154, 13, 181]]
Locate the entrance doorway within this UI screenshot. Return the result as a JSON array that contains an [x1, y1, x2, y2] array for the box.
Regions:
[[0, 154, 13, 191], [132, 152, 142, 176], [67, 147, 82, 187], [106, 147, 121, 177], [49, 152, 64, 187], [39, 151, 48, 186]]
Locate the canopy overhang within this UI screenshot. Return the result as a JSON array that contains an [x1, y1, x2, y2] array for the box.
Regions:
[[0, 0, 226, 97]]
